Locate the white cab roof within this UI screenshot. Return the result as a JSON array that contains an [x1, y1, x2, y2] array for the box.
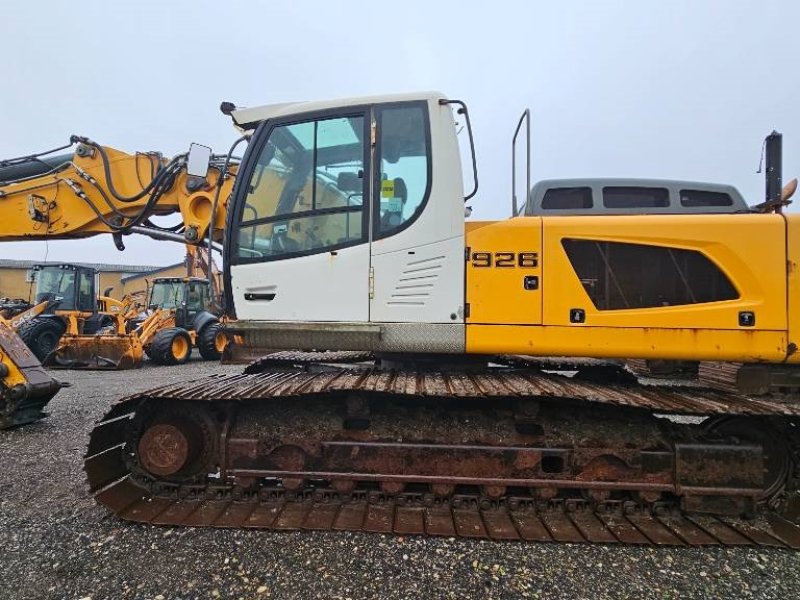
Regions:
[[230, 91, 445, 130]]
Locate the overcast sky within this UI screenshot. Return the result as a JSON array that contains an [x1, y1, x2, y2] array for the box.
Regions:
[[1, 0, 797, 266]]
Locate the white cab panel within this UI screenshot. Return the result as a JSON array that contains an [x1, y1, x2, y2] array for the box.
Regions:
[[230, 245, 369, 322], [369, 98, 466, 323], [371, 236, 464, 323]]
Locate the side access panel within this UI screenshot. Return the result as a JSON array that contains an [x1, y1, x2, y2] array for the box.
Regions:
[[540, 214, 786, 331], [465, 218, 543, 325]]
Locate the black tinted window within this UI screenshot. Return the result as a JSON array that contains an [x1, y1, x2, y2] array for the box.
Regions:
[[563, 239, 738, 310], [603, 187, 669, 208], [541, 187, 593, 209], [680, 190, 733, 207]]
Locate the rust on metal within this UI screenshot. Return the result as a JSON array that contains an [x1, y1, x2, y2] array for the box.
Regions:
[[85, 363, 800, 547], [138, 424, 191, 477], [118, 368, 800, 417]]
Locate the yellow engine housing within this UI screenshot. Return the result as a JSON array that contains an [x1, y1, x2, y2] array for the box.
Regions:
[[465, 212, 800, 363]]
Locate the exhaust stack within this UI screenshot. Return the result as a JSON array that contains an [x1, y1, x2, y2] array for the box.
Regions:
[[765, 130, 782, 206]]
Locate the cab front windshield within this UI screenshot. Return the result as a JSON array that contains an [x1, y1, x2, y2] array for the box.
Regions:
[[148, 281, 184, 310], [36, 266, 76, 300]]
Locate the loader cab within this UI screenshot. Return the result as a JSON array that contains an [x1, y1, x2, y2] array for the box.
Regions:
[[148, 277, 212, 328], [33, 264, 97, 313]]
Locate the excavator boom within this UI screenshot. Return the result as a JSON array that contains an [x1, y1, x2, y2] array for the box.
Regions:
[[0, 136, 232, 244]]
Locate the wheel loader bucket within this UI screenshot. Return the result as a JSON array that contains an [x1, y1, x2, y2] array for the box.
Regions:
[[44, 333, 144, 370], [0, 319, 63, 428]]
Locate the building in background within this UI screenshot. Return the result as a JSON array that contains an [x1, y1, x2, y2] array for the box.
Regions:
[[0, 259, 163, 301]]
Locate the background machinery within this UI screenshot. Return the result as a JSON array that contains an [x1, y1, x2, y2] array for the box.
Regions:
[[13, 262, 127, 363], [0, 138, 236, 369], [131, 275, 226, 365], [4, 92, 800, 545]]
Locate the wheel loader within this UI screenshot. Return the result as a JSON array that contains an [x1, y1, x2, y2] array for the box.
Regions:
[[13, 262, 131, 365], [3, 92, 800, 546], [131, 276, 226, 365]]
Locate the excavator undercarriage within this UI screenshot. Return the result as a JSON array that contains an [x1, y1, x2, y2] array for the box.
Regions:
[[85, 353, 800, 547]]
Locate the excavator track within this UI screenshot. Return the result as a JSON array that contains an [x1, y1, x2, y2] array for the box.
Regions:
[[85, 367, 800, 547]]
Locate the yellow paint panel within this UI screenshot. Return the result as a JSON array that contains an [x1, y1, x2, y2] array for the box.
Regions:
[[541, 214, 787, 330], [465, 218, 542, 325], [787, 214, 800, 357], [466, 324, 790, 363]]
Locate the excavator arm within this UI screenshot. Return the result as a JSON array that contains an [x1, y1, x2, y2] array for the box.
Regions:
[[0, 137, 238, 424], [0, 136, 235, 246]]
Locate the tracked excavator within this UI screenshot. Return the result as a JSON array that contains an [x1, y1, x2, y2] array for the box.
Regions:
[[6, 91, 800, 546]]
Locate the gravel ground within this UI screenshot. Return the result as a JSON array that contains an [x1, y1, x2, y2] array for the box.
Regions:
[[2, 358, 800, 600]]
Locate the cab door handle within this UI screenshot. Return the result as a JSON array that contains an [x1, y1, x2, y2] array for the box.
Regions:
[[244, 292, 276, 301]]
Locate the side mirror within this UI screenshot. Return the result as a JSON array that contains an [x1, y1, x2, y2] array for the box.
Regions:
[[187, 143, 212, 178]]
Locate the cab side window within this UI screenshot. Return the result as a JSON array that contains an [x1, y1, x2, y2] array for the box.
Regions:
[[376, 104, 430, 236], [237, 114, 366, 260], [77, 271, 95, 312]]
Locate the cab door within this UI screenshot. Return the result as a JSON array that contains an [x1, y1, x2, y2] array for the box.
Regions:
[[228, 109, 371, 322], [368, 100, 466, 324]]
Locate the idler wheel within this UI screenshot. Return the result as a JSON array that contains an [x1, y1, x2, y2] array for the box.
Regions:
[[134, 404, 219, 481], [704, 416, 791, 502], [138, 422, 196, 477]]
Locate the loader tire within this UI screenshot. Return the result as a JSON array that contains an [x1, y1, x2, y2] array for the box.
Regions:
[[197, 322, 226, 361], [17, 318, 66, 362], [148, 327, 192, 366]]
